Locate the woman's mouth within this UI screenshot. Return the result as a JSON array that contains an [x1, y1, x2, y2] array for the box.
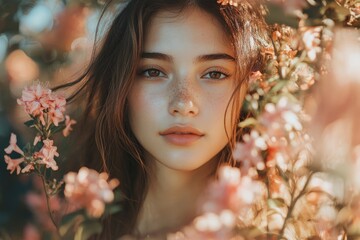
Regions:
[[159, 126, 204, 145]]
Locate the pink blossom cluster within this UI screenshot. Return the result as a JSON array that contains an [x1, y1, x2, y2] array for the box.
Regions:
[[300, 26, 322, 61], [234, 96, 305, 173], [3, 133, 60, 174], [17, 82, 66, 126], [233, 130, 267, 173], [3, 82, 77, 175], [169, 166, 266, 239], [64, 167, 120, 218], [34, 139, 59, 171]]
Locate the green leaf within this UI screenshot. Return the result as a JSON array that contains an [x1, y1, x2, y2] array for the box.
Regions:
[[276, 165, 289, 183], [269, 80, 288, 94], [236, 226, 265, 238], [59, 209, 85, 236], [268, 198, 287, 209], [50, 123, 66, 135], [104, 204, 122, 216], [24, 119, 36, 128], [74, 220, 102, 240], [265, 3, 299, 28], [238, 117, 257, 128], [114, 190, 124, 202]]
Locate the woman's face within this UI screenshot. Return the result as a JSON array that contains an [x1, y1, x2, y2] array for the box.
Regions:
[[128, 7, 239, 171]]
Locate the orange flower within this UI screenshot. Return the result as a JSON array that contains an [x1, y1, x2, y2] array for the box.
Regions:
[[5, 50, 39, 85]]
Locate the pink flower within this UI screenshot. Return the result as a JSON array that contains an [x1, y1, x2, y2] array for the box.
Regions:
[[202, 166, 265, 214], [37, 139, 59, 171], [348, 2, 360, 25], [293, 62, 316, 90], [267, 137, 292, 170], [168, 211, 239, 240], [180, 211, 237, 239], [17, 82, 68, 127], [33, 135, 41, 146], [48, 95, 66, 126], [259, 97, 302, 138], [172, 166, 265, 239], [21, 163, 35, 173], [17, 83, 52, 123], [301, 26, 322, 61], [4, 133, 24, 155], [64, 167, 120, 218], [233, 130, 267, 173], [4, 155, 24, 174], [249, 71, 263, 84], [314, 219, 343, 240], [62, 115, 76, 137], [23, 224, 41, 240]]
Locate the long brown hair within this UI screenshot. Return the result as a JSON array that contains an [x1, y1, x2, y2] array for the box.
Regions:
[[56, 0, 269, 237]]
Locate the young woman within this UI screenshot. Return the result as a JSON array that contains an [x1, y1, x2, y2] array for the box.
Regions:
[[59, 0, 269, 238]]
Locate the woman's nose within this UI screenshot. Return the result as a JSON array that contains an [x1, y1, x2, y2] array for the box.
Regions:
[[168, 83, 199, 117]]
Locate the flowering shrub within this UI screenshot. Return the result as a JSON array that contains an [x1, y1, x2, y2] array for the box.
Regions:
[[2, 82, 120, 239]]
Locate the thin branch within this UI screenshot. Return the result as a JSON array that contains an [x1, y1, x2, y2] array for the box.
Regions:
[[277, 171, 315, 239], [40, 175, 59, 234]]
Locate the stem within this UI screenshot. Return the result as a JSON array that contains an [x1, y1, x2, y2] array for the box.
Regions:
[[341, 227, 347, 240], [284, 50, 307, 80], [277, 171, 315, 240], [265, 170, 271, 240], [40, 175, 59, 233]]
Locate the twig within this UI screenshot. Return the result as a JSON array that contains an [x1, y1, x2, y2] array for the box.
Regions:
[[40, 175, 59, 233], [277, 171, 315, 239], [265, 170, 271, 240]]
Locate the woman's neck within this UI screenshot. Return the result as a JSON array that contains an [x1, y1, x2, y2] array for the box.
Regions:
[[134, 156, 218, 238]]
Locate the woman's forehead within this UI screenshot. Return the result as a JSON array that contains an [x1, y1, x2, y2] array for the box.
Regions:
[[143, 7, 234, 56]]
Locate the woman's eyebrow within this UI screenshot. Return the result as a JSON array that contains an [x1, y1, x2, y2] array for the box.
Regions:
[[196, 53, 236, 62], [141, 52, 173, 62], [141, 52, 236, 62]]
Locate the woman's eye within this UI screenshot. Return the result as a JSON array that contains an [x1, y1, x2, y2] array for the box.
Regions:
[[142, 69, 166, 78], [202, 71, 229, 80]]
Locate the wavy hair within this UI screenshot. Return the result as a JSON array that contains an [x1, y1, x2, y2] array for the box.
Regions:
[[56, 0, 269, 237]]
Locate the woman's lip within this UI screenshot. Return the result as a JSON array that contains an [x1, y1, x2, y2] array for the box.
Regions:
[[159, 126, 204, 136], [161, 133, 203, 145], [159, 126, 204, 145]]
